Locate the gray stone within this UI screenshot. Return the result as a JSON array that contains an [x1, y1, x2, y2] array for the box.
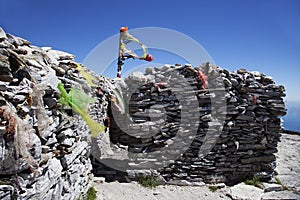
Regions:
[[145, 67, 155, 75], [261, 191, 300, 200], [34, 158, 63, 199], [61, 128, 76, 137], [46, 135, 58, 146], [6, 33, 30, 46], [223, 77, 232, 87], [0, 81, 8, 92], [64, 141, 89, 166], [52, 65, 66, 76], [0, 69, 13, 82], [230, 78, 239, 87], [0, 185, 14, 200], [42, 65, 60, 91], [94, 177, 106, 183], [227, 183, 264, 200], [128, 71, 147, 82], [168, 180, 193, 186], [51, 177, 63, 200], [0, 27, 7, 40], [0, 54, 10, 68], [47, 49, 75, 60], [201, 114, 212, 121], [41, 145, 51, 153], [241, 155, 276, 164], [262, 183, 283, 192], [60, 138, 75, 147], [12, 94, 26, 103]]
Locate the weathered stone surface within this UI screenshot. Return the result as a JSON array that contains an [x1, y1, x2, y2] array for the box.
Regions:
[[0, 185, 15, 200], [0, 26, 287, 199], [33, 158, 63, 199], [227, 183, 264, 200], [262, 183, 283, 192], [0, 27, 7, 41], [105, 62, 286, 184], [261, 191, 300, 200], [0, 26, 96, 199], [275, 133, 300, 192]]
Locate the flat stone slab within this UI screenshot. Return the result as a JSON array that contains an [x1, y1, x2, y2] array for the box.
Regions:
[[276, 174, 300, 190], [227, 183, 264, 200], [261, 191, 300, 200], [275, 133, 300, 192]]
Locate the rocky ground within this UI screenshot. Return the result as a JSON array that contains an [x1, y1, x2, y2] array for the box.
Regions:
[[275, 132, 300, 193], [92, 132, 300, 200]]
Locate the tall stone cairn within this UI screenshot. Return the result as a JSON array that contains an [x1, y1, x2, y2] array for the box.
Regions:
[[0, 27, 108, 199]]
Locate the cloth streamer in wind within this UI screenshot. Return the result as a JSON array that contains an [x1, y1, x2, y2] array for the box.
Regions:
[[117, 26, 153, 78]]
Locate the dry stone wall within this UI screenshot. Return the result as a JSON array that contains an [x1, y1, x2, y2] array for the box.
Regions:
[[107, 62, 286, 185], [0, 26, 287, 198], [0, 27, 108, 199]]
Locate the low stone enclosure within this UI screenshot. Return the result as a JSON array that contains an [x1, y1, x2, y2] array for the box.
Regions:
[[0, 27, 286, 199]]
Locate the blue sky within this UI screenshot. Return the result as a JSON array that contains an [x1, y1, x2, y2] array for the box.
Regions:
[[1, 0, 299, 130]]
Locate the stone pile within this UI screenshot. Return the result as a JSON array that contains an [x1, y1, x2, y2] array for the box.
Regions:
[[0, 27, 107, 199], [0, 26, 287, 198], [107, 62, 286, 184]]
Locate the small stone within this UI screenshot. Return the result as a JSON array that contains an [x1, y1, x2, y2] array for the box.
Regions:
[[215, 183, 226, 188], [7, 49, 26, 70], [6, 33, 30, 46], [168, 180, 192, 186], [43, 97, 57, 110], [52, 65, 66, 76], [0, 27, 7, 40], [161, 64, 171, 71], [237, 68, 247, 74], [47, 49, 75, 60], [41, 47, 52, 51], [0, 96, 6, 106], [201, 114, 212, 121], [0, 185, 14, 200], [56, 132, 66, 143], [0, 82, 8, 92], [192, 182, 205, 186], [223, 78, 232, 88], [60, 138, 75, 147], [60, 129, 75, 137], [0, 69, 13, 82], [262, 76, 273, 84], [41, 145, 51, 153], [145, 67, 154, 75], [12, 95, 26, 104], [93, 177, 105, 183], [18, 105, 30, 117], [46, 136, 58, 146], [262, 183, 283, 192], [128, 71, 147, 82]]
